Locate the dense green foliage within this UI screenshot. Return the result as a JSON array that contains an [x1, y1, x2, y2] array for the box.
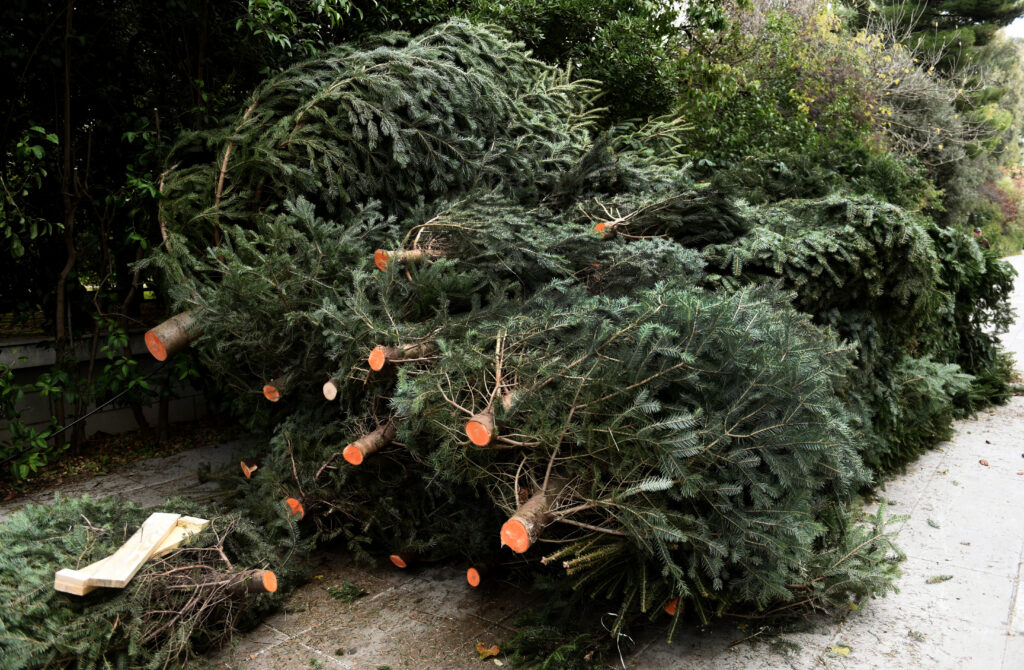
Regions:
[[143, 21, 965, 662], [0, 495, 307, 669], [4, 0, 1024, 666]]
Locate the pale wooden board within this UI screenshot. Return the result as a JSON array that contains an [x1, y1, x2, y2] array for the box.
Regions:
[[87, 512, 180, 588], [55, 555, 115, 596], [55, 515, 211, 595], [151, 516, 209, 558]]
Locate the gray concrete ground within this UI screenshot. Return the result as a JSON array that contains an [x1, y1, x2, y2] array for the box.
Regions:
[[3, 258, 1024, 669], [0, 438, 250, 522]]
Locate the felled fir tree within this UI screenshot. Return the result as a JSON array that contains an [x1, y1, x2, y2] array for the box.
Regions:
[[143, 19, 1008, 648], [0, 495, 306, 669]]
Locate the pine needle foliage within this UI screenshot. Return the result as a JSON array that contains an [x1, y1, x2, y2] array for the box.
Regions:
[[392, 282, 887, 624], [703, 194, 1014, 471], [142, 17, 1011, 661], [0, 495, 307, 670]]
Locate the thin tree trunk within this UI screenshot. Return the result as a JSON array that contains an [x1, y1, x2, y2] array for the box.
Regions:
[[157, 389, 170, 443], [54, 0, 79, 447], [131, 403, 150, 430]]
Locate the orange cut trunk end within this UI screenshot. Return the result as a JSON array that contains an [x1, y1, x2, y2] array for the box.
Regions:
[[375, 248, 429, 272], [323, 380, 338, 401], [465, 411, 495, 447], [389, 553, 413, 569], [144, 331, 167, 361], [368, 346, 388, 371], [500, 518, 532, 554], [145, 312, 197, 361], [343, 424, 397, 466], [343, 444, 364, 466], [501, 487, 553, 554], [664, 598, 679, 616], [240, 460, 259, 479], [285, 497, 305, 520], [263, 376, 287, 402], [466, 567, 482, 587], [226, 569, 280, 595], [594, 222, 616, 239], [368, 342, 435, 372]]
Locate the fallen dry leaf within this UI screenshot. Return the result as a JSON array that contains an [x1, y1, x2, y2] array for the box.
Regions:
[[476, 642, 500, 660], [979, 459, 989, 466], [829, 644, 852, 657]]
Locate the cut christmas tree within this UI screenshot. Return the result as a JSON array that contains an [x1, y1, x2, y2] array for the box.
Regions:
[[143, 18, 1010, 654]]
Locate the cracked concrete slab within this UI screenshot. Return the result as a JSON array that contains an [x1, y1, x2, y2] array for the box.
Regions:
[[203, 552, 532, 670]]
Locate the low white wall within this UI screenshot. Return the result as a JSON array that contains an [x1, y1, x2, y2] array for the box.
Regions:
[[0, 331, 206, 443]]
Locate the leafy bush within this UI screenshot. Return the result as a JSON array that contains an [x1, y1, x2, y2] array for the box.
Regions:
[[673, 9, 878, 165], [0, 360, 62, 479]]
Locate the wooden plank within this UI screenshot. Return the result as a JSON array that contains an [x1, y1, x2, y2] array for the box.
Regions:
[[55, 514, 208, 595], [87, 512, 180, 588], [151, 516, 209, 558], [55, 557, 113, 596]]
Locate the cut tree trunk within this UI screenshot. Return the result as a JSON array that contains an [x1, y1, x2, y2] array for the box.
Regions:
[[466, 392, 518, 446], [501, 487, 555, 554], [466, 563, 490, 587], [224, 569, 278, 595], [145, 312, 199, 361], [374, 248, 433, 271], [240, 459, 261, 479], [263, 376, 288, 402], [466, 411, 496, 446], [593, 221, 618, 239], [284, 497, 305, 520], [367, 342, 436, 372], [343, 423, 397, 465], [389, 552, 416, 569]]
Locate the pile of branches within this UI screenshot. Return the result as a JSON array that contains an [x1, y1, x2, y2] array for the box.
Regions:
[[0, 495, 305, 669], [143, 19, 1009, 655]]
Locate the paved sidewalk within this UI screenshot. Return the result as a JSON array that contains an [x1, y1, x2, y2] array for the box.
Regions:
[[0, 438, 250, 522]]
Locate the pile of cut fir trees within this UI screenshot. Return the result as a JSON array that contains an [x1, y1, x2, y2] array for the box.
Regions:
[[138, 19, 1012, 662]]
